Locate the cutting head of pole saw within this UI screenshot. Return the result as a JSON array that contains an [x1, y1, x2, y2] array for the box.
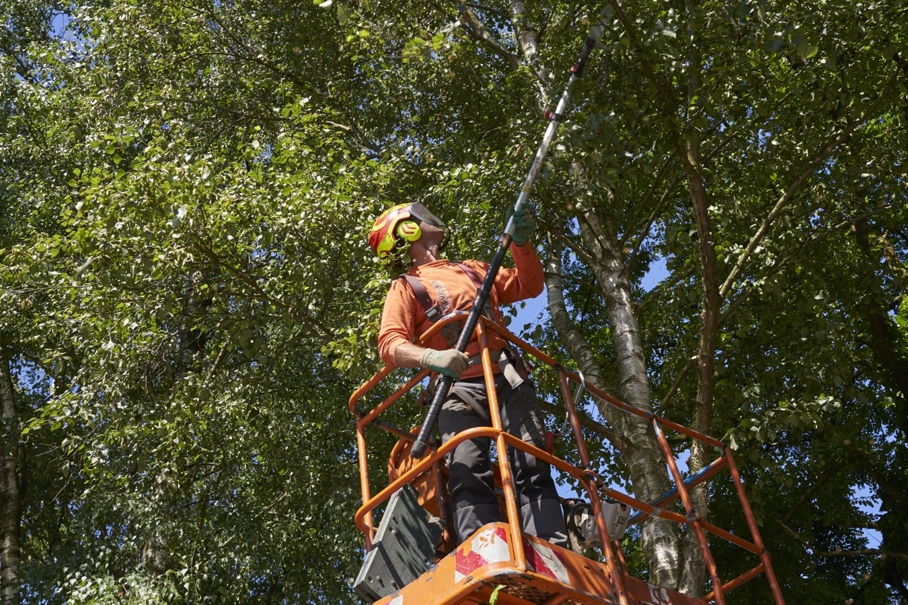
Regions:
[[369, 203, 448, 262]]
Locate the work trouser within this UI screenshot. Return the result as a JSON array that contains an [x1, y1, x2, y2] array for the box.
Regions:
[[438, 374, 569, 548]]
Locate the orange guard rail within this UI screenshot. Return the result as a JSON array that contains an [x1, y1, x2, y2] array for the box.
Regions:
[[348, 312, 785, 605]]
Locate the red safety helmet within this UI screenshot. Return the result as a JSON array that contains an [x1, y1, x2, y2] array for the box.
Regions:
[[368, 203, 447, 259]]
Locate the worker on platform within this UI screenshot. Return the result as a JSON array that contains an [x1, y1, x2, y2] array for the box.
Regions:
[[369, 202, 568, 548]]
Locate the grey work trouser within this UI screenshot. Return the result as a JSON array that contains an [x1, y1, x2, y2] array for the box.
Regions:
[[438, 374, 568, 548]]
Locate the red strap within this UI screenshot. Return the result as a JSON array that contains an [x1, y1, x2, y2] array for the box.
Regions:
[[400, 263, 488, 324], [456, 263, 484, 290], [400, 275, 442, 323]]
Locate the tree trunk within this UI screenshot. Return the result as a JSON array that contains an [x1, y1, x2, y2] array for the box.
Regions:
[[575, 208, 682, 588], [508, 1, 538, 64], [676, 136, 717, 593], [544, 168, 683, 586], [674, 14, 718, 592], [854, 220, 908, 412], [0, 353, 21, 605]]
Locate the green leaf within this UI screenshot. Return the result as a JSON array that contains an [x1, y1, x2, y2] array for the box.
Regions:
[[798, 43, 818, 59], [766, 37, 783, 53], [336, 2, 350, 25]]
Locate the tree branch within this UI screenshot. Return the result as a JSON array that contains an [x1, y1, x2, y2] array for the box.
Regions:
[[782, 457, 847, 524], [607, 0, 678, 121], [719, 71, 906, 300], [717, 203, 902, 327], [623, 154, 682, 277], [180, 227, 333, 341], [654, 354, 697, 417], [816, 549, 908, 561], [457, 3, 521, 71], [535, 215, 597, 267], [847, 450, 908, 504], [191, 5, 309, 90]]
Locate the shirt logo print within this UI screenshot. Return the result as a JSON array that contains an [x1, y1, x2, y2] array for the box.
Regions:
[[431, 280, 452, 315]]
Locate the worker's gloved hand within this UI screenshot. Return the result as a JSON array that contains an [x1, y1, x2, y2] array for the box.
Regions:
[[507, 207, 535, 246], [420, 348, 470, 379]]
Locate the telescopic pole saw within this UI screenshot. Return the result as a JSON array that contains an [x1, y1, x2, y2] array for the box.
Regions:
[[410, 22, 605, 459]]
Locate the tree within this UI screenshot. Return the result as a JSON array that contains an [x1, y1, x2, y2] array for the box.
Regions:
[[0, 0, 905, 603]]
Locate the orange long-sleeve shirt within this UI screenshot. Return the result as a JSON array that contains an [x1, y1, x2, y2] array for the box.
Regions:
[[378, 244, 544, 379]]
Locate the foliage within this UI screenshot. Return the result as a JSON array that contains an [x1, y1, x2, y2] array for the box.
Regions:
[[1, 0, 906, 603]]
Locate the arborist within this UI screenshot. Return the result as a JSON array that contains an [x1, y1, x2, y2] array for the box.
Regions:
[[369, 202, 568, 548]]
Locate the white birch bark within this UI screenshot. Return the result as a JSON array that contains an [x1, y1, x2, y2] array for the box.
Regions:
[[543, 166, 683, 587], [0, 355, 21, 605], [573, 207, 682, 588], [508, 1, 538, 64]]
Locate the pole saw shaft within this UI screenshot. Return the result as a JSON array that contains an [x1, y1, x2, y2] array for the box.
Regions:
[[410, 29, 603, 459]]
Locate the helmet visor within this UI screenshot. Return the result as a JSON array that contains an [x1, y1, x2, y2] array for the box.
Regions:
[[408, 203, 447, 229]]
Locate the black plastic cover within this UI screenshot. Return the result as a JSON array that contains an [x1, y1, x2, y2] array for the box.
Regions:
[[353, 484, 445, 603]]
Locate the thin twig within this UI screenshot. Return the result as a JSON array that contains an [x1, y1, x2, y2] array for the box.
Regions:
[[654, 355, 696, 417]]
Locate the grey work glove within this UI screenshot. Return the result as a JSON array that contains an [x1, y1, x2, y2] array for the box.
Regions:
[[420, 349, 470, 379], [507, 207, 535, 246]]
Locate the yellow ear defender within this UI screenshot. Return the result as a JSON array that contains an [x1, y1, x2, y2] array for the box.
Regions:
[[395, 220, 422, 243]]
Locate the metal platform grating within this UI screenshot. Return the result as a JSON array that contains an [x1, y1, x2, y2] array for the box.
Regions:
[[498, 577, 556, 603]]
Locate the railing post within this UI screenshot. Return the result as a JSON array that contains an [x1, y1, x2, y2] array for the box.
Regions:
[[557, 370, 630, 605], [724, 448, 786, 604], [355, 422, 374, 549], [651, 419, 726, 605], [477, 322, 526, 570]]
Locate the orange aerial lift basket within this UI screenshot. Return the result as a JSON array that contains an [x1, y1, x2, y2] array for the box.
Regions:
[[349, 312, 786, 605]]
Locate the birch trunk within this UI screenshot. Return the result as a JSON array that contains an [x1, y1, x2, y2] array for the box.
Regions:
[[576, 209, 682, 588], [676, 18, 719, 593], [502, 6, 687, 591], [508, 1, 538, 64], [544, 171, 683, 586], [0, 354, 20, 605]]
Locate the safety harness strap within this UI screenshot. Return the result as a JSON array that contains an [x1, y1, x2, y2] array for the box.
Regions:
[[400, 263, 529, 383], [400, 274, 443, 323], [455, 263, 484, 291], [399, 263, 485, 325]]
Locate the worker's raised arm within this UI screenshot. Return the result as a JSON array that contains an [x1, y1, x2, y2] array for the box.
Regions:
[[484, 208, 545, 304]]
